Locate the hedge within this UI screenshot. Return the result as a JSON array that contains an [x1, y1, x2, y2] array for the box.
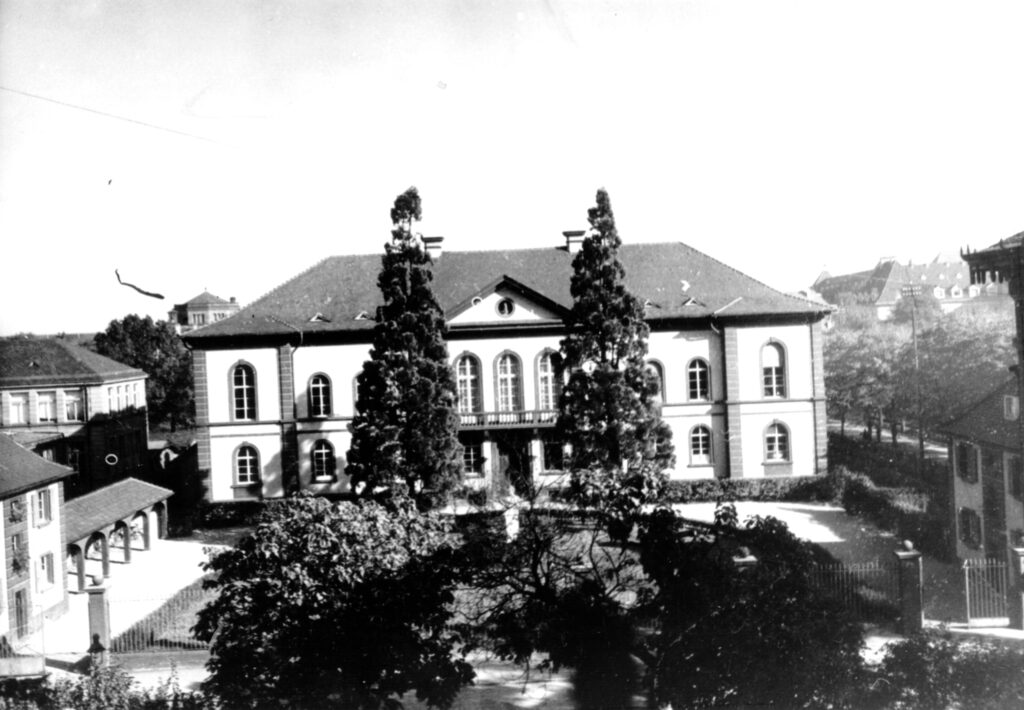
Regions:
[[662, 475, 840, 503]]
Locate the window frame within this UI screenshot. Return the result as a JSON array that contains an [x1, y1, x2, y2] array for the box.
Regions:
[[37, 391, 57, 423], [234, 444, 261, 486], [1009, 455, 1023, 501], [38, 552, 55, 590], [461, 438, 484, 477], [959, 507, 982, 549], [495, 352, 524, 412], [65, 390, 84, 422], [647, 360, 666, 403], [687, 358, 711, 402], [308, 373, 333, 418], [761, 341, 788, 399], [9, 393, 28, 425], [455, 354, 483, 414], [689, 425, 713, 466], [310, 439, 337, 482], [536, 350, 563, 412], [956, 441, 979, 483], [541, 436, 565, 472], [764, 421, 791, 463], [35, 488, 52, 526], [231, 362, 258, 421]]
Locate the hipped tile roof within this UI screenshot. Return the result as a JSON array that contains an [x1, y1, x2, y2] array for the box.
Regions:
[[0, 434, 74, 499], [185, 242, 829, 341], [0, 338, 146, 388]]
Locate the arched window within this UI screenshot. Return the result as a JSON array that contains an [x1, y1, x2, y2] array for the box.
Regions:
[[765, 422, 790, 462], [687, 358, 710, 401], [308, 374, 332, 417], [235, 445, 260, 485], [761, 343, 787, 398], [690, 425, 712, 466], [232, 364, 257, 420], [455, 355, 483, 413], [496, 353, 523, 411], [311, 439, 336, 481], [537, 351, 562, 411], [647, 361, 666, 403]]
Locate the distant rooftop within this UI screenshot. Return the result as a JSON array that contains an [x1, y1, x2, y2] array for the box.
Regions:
[[0, 434, 74, 499], [0, 337, 147, 388]]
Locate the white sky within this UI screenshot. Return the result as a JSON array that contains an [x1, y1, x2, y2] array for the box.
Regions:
[[3, 0, 1024, 335]]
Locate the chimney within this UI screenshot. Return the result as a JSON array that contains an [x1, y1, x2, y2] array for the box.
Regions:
[[422, 235, 444, 260], [563, 230, 586, 254], [230, 297, 236, 304]]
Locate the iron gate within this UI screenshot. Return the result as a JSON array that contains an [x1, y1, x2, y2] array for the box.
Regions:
[[963, 557, 1010, 627]]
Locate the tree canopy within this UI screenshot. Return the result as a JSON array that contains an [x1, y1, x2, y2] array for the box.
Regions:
[[194, 494, 473, 710], [345, 187, 462, 505], [92, 314, 194, 430], [557, 188, 674, 535]]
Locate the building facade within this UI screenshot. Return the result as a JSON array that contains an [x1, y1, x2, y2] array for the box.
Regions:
[[0, 338, 149, 498], [184, 235, 833, 503], [0, 435, 73, 647], [813, 255, 1009, 321], [943, 380, 1024, 562], [168, 291, 240, 334]]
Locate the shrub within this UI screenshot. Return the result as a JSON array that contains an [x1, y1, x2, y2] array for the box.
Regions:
[[662, 474, 839, 503], [863, 632, 1024, 709]]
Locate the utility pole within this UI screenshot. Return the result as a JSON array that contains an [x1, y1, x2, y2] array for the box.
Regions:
[[900, 285, 924, 474]]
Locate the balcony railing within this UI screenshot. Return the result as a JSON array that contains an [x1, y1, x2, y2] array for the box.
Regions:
[[458, 409, 557, 429]]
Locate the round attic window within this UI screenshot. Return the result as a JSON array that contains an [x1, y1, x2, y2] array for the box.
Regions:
[[496, 298, 515, 317]]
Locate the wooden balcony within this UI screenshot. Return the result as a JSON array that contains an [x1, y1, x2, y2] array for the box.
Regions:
[[458, 409, 557, 429]]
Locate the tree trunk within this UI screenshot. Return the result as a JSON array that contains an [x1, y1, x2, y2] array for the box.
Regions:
[[839, 413, 846, 437]]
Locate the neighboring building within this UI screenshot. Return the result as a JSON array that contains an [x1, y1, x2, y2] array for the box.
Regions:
[[943, 380, 1023, 561], [168, 291, 240, 334], [813, 254, 1009, 321], [0, 337, 149, 498], [183, 234, 834, 503], [0, 434, 74, 647]]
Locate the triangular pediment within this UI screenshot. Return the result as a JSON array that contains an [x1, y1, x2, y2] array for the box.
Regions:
[[447, 276, 567, 325]]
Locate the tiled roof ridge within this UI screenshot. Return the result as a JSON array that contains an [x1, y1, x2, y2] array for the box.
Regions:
[[248, 256, 339, 310], [669, 241, 830, 310]]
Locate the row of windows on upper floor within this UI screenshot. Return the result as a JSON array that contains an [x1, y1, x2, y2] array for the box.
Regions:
[[1, 384, 143, 427], [227, 342, 791, 421], [230, 420, 795, 486]]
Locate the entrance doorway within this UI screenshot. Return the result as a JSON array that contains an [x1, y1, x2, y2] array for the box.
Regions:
[[494, 433, 533, 497]]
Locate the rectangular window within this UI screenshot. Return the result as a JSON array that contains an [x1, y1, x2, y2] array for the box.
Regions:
[[37, 392, 56, 423], [542, 439, 564, 471], [108, 387, 115, 412], [959, 508, 982, 549], [191, 313, 207, 325], [10, 393, 28, 424], [65, 390, 84, 421], [117, 385, 125, 411], [35, 489, 52, 525], [1011, 456, 1024, 501], [462, 441, 484, 475], [68, 447, 81, 473], [957, 442, 978, 483], [133, 382, 141, 407], [38, 552, 54, 590], [1006, 395, 1020, 421]]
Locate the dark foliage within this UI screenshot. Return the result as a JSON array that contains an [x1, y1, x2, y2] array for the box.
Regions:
[[557, 188, 674, 538], [638, 508, 865, 709], [194, 493, 473, 710], [346, 187, 462, 507], [93, 315, 194, 431]]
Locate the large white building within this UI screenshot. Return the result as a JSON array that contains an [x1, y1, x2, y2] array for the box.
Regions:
[[184, 234, 832, 503]]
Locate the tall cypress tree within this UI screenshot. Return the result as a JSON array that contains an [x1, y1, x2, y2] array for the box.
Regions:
[[346, 187, 462, 506], [557, 188, 674, 530]]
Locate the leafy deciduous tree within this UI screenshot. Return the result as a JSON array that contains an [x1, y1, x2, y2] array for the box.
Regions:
[[345, 187, 462, 505], [93, 315, 194, 431], [194, 494, 473, 710]]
